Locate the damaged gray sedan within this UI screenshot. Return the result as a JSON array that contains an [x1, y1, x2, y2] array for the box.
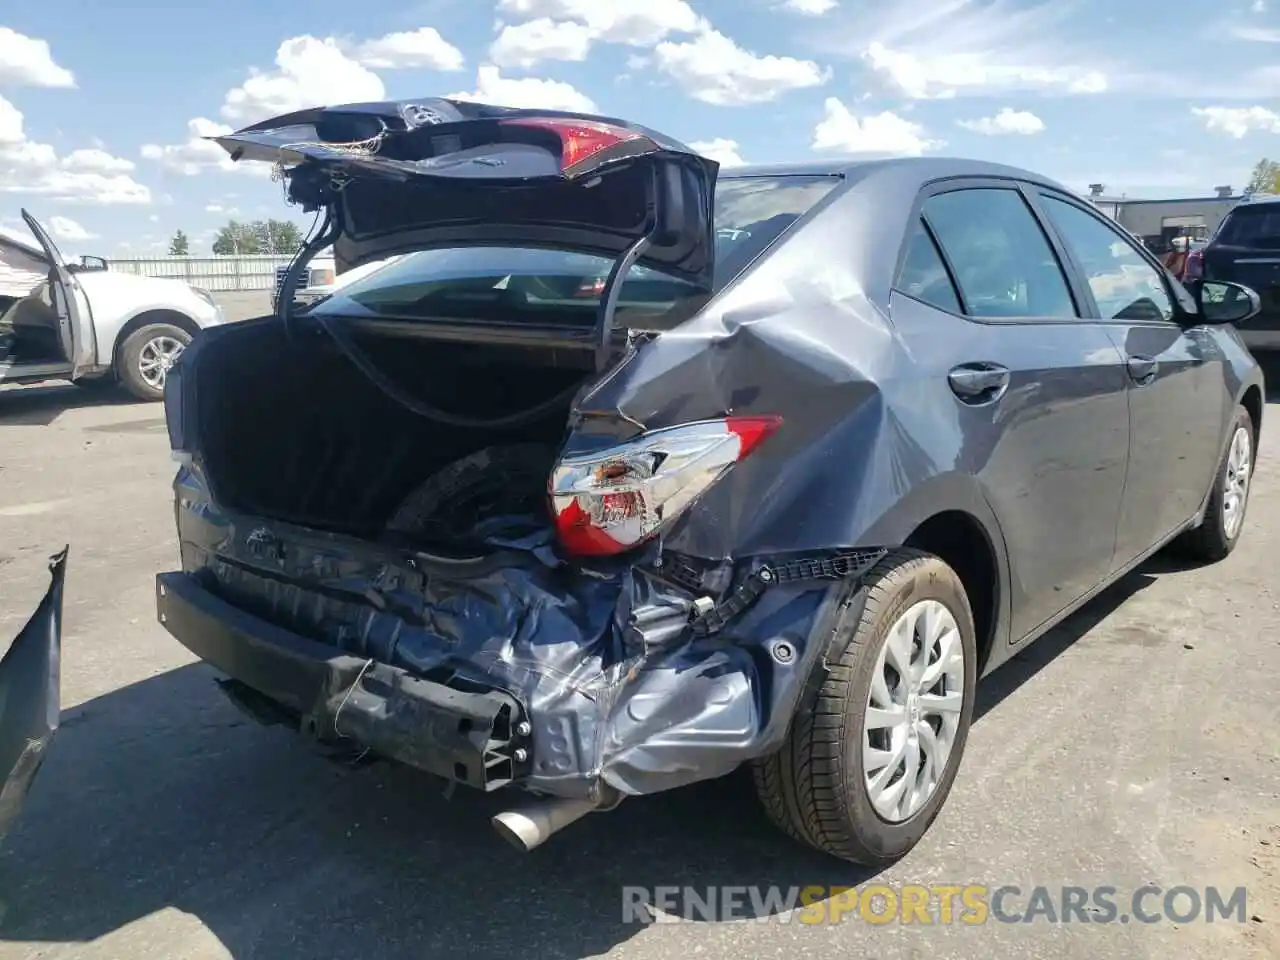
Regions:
[[156, 98, 1264, 865]]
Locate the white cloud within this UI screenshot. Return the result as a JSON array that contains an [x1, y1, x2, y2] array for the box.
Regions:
[[141, 117, 270, 177], [490, 18, 594, 68], [0, 94, 151, 205], [60, 148, 137, 173], [48, 216, 96, 241], [205, 203, 225, 213], [1251, 0, 1266, 11], [689, 138, 746, 166], [958, 107, 1045, 135], [780, 0, 838, 14], [447, 64, 596, 111], [221, 36, 385, 124], [1191, 105, 1280, 138], [654, 28, 829, 105], [0, 27, 75, 87], [496, 0, 700, 46], [1231, 25, 1280, 42], [355, 28, 465, 70], [812, 97, 941, 155], [865, 41, 1105, 99]]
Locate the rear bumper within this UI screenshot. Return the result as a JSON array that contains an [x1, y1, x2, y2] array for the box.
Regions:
[[155, 571, 532, 791]]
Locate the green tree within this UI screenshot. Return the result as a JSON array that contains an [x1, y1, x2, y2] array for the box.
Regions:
[[1245, 158, 1280, 196], [212, 218, 304, 255], [212, 219, 260, 255], [167, 229, 190, 256], [252, 218, 304, 255]]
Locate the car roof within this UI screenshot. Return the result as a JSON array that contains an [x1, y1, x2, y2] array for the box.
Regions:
[[720, 156, 1072, 193], [1235, 194, 1280, 208]]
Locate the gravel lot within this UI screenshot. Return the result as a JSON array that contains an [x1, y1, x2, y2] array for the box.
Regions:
[[1, 317, 1278, 960]]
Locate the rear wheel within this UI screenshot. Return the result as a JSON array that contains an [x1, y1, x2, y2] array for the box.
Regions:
[[752, 549, 977, 865], [1173, 405, 1254, 563], [117, 322, 192, 401]]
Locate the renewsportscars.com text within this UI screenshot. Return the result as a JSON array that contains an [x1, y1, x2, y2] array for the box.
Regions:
[[621, 884, 1249, 926]]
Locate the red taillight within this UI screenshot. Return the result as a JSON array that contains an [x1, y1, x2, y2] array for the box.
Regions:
[[549, 416, 782, 557], [499, 117, 644, 174], [1184, 249, 1205, 281]]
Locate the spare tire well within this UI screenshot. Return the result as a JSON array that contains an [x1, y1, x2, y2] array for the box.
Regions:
[[112, 310, 200, 374], [904, 511, 999, 671]]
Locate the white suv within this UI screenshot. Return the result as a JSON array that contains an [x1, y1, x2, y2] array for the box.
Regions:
[[0, 210, 225, 401]]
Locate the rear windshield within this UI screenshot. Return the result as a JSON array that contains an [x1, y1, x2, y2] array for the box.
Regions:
[[1215, 204, 1280, 249], [311, 175, 840, 325]]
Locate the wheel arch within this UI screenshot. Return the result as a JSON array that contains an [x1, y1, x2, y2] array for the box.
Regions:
[[1240, 383, 1263, 454], [110, 309, 201, 378], [858, 472, 1012, 675]]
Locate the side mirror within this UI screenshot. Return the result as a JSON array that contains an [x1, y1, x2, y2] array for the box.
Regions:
[[1193, 280, 1262, 325]]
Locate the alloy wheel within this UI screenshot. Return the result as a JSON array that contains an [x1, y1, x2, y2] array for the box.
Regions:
[[863, 599, 966, 823], [1223, 425, 1252, 541], [138, 335, 186, 390]]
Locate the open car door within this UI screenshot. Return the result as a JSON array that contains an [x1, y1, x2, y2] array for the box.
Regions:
[[0, 550, 67, 844], [21, 210, 97, 379]]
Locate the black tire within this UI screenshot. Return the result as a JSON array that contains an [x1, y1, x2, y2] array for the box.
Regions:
[[752, 549, 978, 865], [1172, 405, 1255, 563], [385, 443, 559, 540], [117, 322, 192, 401]]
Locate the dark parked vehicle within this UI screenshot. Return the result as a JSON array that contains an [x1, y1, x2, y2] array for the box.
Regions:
[[1186, 193, 1280, 350], [154, 99, 1264, 865]]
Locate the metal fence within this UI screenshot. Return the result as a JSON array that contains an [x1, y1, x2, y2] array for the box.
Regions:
[[106, 255, 293, 291]]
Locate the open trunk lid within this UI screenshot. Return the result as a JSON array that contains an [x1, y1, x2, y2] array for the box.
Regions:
[[209, 98, 718, 289]]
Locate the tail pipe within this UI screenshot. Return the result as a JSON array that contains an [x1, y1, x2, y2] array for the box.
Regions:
[[492, 792, 616, 852]]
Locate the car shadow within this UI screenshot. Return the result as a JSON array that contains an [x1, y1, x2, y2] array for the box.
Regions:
[[0, 382, 147, 427], [0, 563, 1165, 958]]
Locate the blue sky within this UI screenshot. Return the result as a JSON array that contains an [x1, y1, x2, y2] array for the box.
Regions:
[[2, 0, 1279, 256]]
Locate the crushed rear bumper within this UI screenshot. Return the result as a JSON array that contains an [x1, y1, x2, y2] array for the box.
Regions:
[[156, 571, 530, 791]]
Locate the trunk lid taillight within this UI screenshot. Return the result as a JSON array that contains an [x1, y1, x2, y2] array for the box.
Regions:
[[549, 417, 781, 557]]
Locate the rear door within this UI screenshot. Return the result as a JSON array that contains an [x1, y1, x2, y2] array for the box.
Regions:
[[1033, 189, 1227, 568], [20, 210, 96, 378], [896, 181, 1131, 641]]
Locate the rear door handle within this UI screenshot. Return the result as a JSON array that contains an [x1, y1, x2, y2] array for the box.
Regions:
[[1126, 355, 1158, 383], [948, 362, 1010, 403]]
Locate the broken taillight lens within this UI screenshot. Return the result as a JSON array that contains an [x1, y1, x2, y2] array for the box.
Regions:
[[549, 417, 782, 557], [499, 117, 645, 175]]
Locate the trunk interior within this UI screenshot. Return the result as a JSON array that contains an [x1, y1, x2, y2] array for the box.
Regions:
[[192, 318, 595, 543]]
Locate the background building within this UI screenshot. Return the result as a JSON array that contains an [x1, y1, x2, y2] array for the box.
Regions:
[[1085, 184, 1243, 254]]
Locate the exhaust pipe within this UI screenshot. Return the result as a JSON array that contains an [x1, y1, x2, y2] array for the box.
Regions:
[[492, 796, 603, 852]]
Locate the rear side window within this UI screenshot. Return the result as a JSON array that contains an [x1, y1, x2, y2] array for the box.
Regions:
[[895, 219, 962, 314], [1040, 195, 1173, 322], [1215, 205, 1280, 250], [923, 188, 1076, 319]]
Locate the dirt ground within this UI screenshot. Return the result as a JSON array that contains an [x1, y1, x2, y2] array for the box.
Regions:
[[0, 333, 1277, 960]]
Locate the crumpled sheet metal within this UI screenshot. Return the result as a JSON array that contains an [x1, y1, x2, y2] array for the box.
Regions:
[[0, 548, 67, 843], [178, 475, 846, 799]]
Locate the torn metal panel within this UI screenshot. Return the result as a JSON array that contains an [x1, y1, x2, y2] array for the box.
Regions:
[[0, 548, 67, 843], [162, 473, 883, 799]]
